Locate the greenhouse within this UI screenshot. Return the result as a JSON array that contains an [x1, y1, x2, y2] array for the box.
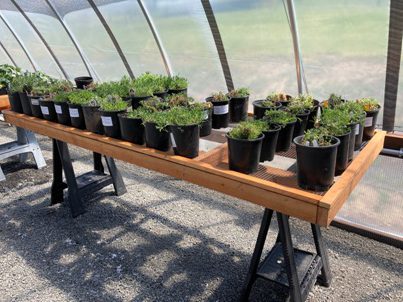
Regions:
[[0, 0, 402, 301]]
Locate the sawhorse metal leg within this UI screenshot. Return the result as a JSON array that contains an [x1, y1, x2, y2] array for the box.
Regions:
[[311, 224, 332, 287], [105, 155, 127, 196]]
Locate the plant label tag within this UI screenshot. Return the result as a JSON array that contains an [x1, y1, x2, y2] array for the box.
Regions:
[[40, 106, 49, 115], [170, 133, 177, 148], [101, 116, 113, 127], [365, 117, 373, 127], [213, 104, 228, 115], [203, 110, 209, 120], [31, 99, 39, 106], [354, 124, 359, 135], [55, 105, 62, 114], [69, 108, 79, 117]]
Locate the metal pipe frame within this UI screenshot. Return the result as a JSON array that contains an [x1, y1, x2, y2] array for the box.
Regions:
[[9, 0, 68, 79], [0, 39, 17, 66], [45, 0, 98, 81], [201, 0, 234, 92], [137, 0, 173, 76], [87, 0, 135, 79], [0, 12, 37, 71]]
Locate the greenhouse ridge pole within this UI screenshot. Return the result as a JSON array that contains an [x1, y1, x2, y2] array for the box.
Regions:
[[0, 13, 37, 71], [10, 0, 68, 79], [0, 39, 17, 67], [45, 0, 96, 80], [285, 0, 303, 94], [201, 0, 234, 92], [137, 0, 173, 76], [87, 0, 135, 79]]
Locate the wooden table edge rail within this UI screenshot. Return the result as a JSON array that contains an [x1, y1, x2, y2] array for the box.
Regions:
[[3, 110, 386, 226]]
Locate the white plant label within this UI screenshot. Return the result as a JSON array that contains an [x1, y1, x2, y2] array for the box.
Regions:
[[365, 116, 373, 127], [69, 108, 79, 118], [31, 99, 39, 106], [213, 104, 228, 115], [170, 133, 177, 148], [203, 110, 209, 120], [354, 124, 359, 135], [55, 105, 62, 114], [40, 106, 49, 115], [101, 116, 113, 127]]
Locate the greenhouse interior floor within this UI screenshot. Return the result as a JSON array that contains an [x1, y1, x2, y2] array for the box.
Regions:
[[0, 122, 402, 302]]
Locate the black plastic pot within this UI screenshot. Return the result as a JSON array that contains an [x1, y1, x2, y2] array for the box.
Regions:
[[279, 95, 293, 107], [226, 133, 264, 174], [74, 76, 93, 89], [100, 110, 126, 138], [294, 135, 340, 191], [19, 92, 32, 116], [200, 107, 213, 137], [8, 92, 23, 113], [292, 110, 310, 139], [82, 105, 103, 134], [0, 87, 7, 96], [68, 103, 86, 129], [252, 100, 282, 120], [207, 97, 229, 129], [335, 131, 351, 175], [275, 120, 296, 152], [29, 96, 43, 118], [168, 88, 187, 96], [229, 96, 249, 123], [347, 122, 359, 161], [39, 100, 57, 122], [170, 124, 200, 159], [363, 107, 380, 140], [154, 91, 168, 100], [54, 102, 71, 125], [306, 100, 321, 130], [144, 122, 170, 151], [353, 121, 365, 151], [118, 114, 145, 145], [260, 125, 281, 162], [127, 95, 152, 110]]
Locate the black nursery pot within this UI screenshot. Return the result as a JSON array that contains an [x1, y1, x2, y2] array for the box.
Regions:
[[207, 97, 229, 129], [275, 120, 296, 152], [168, 88, 187, 96], [127, 95, 152, 110], [170, 124, 200, 159], [100, 110, 126, 138], [335, 131, 351, 175], [260, 125, 281, 162], [154, 91, 168, 100], [279, 95, 293, 107], [8, 92, 23, 113], [229, 96, 249, 123], [227, 133, 264, 174], [29, 96, 43, 119], [352, 119, 365, 151], [54, 102, 71, 125], [82, 105, 103, 134], [294, 136, 340, 191], [68, 103, 86, 129], [200, 107, 213, 137], [306, 100, 320, 130], [347, 122, 359, 161], [144, 122, 170, 152], [118, 114, 145, 145], [252, 100, 282, 120], [19, 92, 32, 116], [74, 76, 93, 89], [39, 100, 57, 122], [363, 107, 380, 140], [292, 109, 310, 139]]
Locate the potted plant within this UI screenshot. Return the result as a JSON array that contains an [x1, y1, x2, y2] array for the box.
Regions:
[[206, 91, 230, 129], [226, 121, 264, 174], [29, 86, 49, 119], [142, 110, 171, 151], [227, 87, 250, 122], [252, 93, 283, 119], [287, 94, 314, 138], [39, 80, 73, 123], [294, 128, 340, 191], [11, 73, 33, 116], [322, 93, 344, 109], [67, 90, 97, 129], [152, 76, 168, 100], [320, 108, 351, 175], [53, 92, 71, 125], [253, 120, 281, 162], [99, 95, 128, 138], [8, 75, 25, 113], [167, 75, 188, 95], [264, 109, 297, 152], [82, 96, 104, 134], [74, 76, 93, 89], [1, 64, 22, 111], [356, 97, 381, 140], [167, 106, 204, 158], [118, 107, 147, 145], [189, 101, 213, 137]]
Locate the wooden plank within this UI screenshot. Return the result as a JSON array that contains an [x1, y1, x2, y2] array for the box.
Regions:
[[317, 131, 386, 226], [384, 132, 403, 149], [0, 95, 10, 111]]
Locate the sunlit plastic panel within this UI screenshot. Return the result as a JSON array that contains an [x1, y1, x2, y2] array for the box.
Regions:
[[211, 0, 298, 104], [96, 0, 166, 76], [295, 0, 389, 127], [144, 0, 227, 100]]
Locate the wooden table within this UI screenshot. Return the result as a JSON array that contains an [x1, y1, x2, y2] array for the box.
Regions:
[[3, 110, 386, 302]]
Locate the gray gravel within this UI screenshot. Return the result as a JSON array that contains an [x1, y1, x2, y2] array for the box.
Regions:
[[0, 122, 402, 302]]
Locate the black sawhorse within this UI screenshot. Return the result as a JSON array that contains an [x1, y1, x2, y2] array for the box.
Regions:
[[50, 139, 127, 217], [241, 210, 332, 302]]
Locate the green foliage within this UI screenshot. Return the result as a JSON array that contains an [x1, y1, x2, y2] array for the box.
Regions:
[[301, 128, 333, 146], [227, 87, 250, 98], [167, 93, 192, 107], [210, 91, 229, 102], [264, 109, 296, 126], [356, 97, 380, 112], [324, 93, 343, 108], [189, 101, 212, 110], [141, 110, 171, 131], [126, 107, 149, 119], [166, 106, 204, 126], [134, 73, 167, 96], [99, 95, 128, 111], [260, 99, 278, 107], [54, 92, 70, 103], [95, 76, 133, 98], [338, 101, 366, 124], [0, 64, 21, 89], [166, 75, 188, 90], [49, 80, 74, 94], [288, 94, 314, 114], [140, 96, 170, 112], [266, 92, 288, 102], [228, 120, 263, 140], [320, 108, 350, 136], [67, 90, 98, 105]]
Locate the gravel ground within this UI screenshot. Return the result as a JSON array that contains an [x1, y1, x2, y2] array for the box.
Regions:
[[0, 122, 402, 302]]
